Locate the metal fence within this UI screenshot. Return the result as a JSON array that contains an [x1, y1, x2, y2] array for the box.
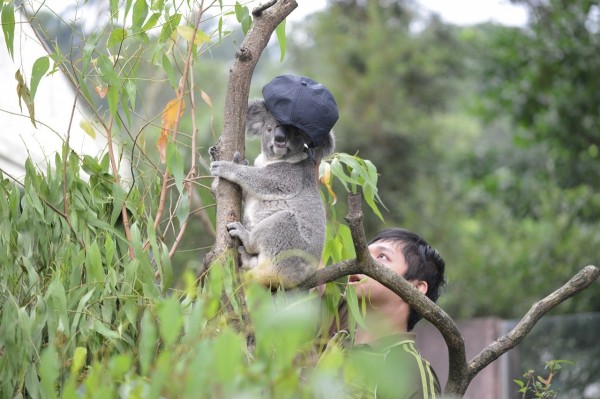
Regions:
[[414, 312, 600, 399]]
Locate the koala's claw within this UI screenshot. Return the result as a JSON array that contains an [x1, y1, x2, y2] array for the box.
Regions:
[[208, 146, 218, 162], [227, 221, 249, 243], [227, 221, 244, 233], [232, 152, 249, 165]]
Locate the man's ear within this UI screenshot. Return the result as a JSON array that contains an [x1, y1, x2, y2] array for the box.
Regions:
[[414, 281, 428, 295]]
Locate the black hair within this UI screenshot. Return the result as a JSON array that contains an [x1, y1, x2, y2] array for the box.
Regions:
[[369, 228, 447, 331]]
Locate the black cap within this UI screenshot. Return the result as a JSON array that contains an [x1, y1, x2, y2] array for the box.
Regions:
[[262, 74, 339, 147]]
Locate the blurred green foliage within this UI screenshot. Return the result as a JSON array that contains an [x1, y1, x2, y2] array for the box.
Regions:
[[0, 151, 383, 398]]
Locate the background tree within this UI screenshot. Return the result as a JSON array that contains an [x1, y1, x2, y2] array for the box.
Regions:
[[278, 0, 600, 320]]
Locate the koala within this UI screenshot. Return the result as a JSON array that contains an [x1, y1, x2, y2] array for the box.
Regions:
[[210, 99, 335, 288]]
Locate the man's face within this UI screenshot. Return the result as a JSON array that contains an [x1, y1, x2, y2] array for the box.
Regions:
[[349, 240, 408, 303]]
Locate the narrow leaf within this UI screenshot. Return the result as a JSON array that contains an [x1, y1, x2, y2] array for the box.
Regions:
[[161, 54, 177, 90], [139, 310, 157, 376], [79, 119, 97, 139], [132, 0, 149, 32], [200, 89, 213, 108], [39, 345, 59, 399], [142, 12, 161, 31], [108, 27, 127, 47], [166, 142, 184, 193], [71, 347, 88, 375], [1, 2, 15, 59], [275, 19, 287, 62], [345, 285, 368, 330], [30, 56, 50, 100], [157, 297, 182, 347]]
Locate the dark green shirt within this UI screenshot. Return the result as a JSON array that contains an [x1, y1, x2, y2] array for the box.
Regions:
[[353, 333, 441, 399]]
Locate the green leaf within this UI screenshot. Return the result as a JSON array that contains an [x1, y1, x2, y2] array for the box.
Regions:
[[513, 379, 524, 388], [85, 241, 105, 284], [39, 345, 59, 399], [1, 2, 15, 59], [107, 85, 120, 118], [162, 54, 177, 90], [329, 158, 349, 191], [96, 54, 119, 86], [30, 56, 50, 100], [235, 2, 251, 35], [109, 354, 132, 381], [166, 142, 184, 194], [139, 309, 157, 376], [151, 0, 164, 11], [275, 19, 287, 62], [80, 119, 97, 139], [70, 288, 95, 337], [71, 347, 88, 375], [111, 182, 125, 226], [345, 285, 368, 330], [108, 27, 127, 47], [93, 319, 120, 341], [109, 0, 119, 19], [158, 242, 173, 292], [214, 330, 244, 383], [157, 297, 182, 347], [105, 233, 116, 266], [159, 13, 182, 44], [176, 194, 190, 229], [132, 0, 149, 32], [142, 12, 161, 31]]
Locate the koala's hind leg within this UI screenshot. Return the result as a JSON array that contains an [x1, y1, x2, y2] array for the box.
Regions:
[[243, 210, 317, 287], [236, 246, 259, 270]]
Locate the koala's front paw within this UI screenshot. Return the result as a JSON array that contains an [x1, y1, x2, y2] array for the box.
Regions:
[[227, 221, 249, 244], [210, 160, 232, 177]]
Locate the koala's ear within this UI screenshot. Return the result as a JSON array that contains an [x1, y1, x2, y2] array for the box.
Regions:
[[309, 131, 336, 161], [246, 99, 269, 136]]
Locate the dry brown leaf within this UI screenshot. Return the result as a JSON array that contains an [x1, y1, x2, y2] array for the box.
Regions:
[[319, 162, 337, 205], [200, 89, 213, 108], [157, 97, 185, 163], [95, 85, 108, 98]]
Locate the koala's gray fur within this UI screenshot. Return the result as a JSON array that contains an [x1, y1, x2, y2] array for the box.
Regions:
[[210, 99, 335, 288]]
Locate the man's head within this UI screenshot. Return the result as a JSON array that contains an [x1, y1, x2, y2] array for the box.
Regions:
[[351, 228, 446, 331]]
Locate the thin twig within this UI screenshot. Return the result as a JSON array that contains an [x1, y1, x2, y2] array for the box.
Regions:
[[168, 4, 204, 257], [152, 2, 205, 233], [105, 116, 135, 259]]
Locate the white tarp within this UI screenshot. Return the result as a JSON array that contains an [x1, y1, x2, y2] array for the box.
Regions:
[[0, 9, 127, 181]]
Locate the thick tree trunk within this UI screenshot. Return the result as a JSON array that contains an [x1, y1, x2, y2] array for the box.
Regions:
[[203, 0, 298, 270]]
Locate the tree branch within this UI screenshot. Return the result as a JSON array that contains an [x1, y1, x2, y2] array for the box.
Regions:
[[301, 193, 469, 393], [301, 193, 599, 396], [461, 265, 600, 393], [203, 0, 298, 269]]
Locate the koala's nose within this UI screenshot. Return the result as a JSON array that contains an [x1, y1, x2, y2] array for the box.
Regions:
[[274, 126, 287, 143]]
